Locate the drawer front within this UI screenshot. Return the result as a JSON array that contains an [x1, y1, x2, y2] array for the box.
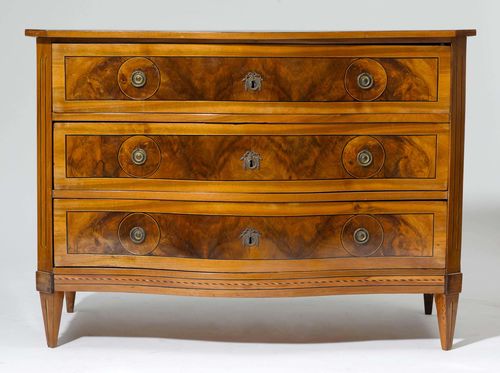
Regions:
[[54, 122, 449, 192], [54, 199, 447, 272], [53, 44, 450, 114]]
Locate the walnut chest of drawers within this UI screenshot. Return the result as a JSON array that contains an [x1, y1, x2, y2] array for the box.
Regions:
[[26, 29, 475, 349]]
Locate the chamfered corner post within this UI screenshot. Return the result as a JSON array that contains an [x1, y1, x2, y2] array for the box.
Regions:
[[34, 35, 60, 347], [434, 31, 473, 351]]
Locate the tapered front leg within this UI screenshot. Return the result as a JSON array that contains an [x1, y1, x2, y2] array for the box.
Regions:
[[65, 292, 76, 313], [435, 293, 459, 350], [424, 294, 434, 315], [40, 292, 64, 348]]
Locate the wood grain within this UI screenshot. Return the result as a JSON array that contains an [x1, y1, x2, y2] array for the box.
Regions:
[[53, 274, 444, 290], [435, 293, 459, 350], [54, 265, 448, 299], [65, 211, 434, 260], [52, 44, 451, 114], [446, 37, 468, 274], [65, 56, 437, 102], [36, 271, 54, 293], [53, 199, 447, 272], [53, 266, 446, 278], [65, 292, 76, 313], [39, 292, 64, 348], [26, 30, 475, 348], [37, 40, 53, 272], [54, 275, 444, 297], [25, 29, 477, 41], [52, 190, 448, 203], [64, 134, 437, 180], [54, 122, 449, 192], [52, 112, 451, 123]]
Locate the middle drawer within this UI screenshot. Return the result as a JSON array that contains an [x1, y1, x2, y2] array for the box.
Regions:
[[54, 122, 449, 193]]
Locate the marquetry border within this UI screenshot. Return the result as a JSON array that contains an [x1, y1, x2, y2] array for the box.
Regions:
[[54, 273, 445, 297]]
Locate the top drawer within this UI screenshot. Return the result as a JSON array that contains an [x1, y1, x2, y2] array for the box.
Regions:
[[52, 44, 450, 115]]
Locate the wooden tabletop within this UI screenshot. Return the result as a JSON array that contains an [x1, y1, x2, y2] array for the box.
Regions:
[[25, 29, 476, 43]]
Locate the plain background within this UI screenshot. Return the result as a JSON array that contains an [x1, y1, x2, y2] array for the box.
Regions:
[[0, 0, 499, 372]]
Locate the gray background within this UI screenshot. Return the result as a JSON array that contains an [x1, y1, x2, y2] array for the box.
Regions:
[[0, 0, 498, 371]]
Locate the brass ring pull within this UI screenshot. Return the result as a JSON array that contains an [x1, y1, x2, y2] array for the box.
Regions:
[[131, 148, 147, 165], [353, 228, 370, 245], [357, 72, 374, 90], [357, 149, 373, 167], [129, 226, 146, 244], [130, 70, 147, 88], [240, 228, 260, 247]]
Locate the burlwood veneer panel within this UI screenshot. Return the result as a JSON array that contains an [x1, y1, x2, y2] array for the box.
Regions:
[[64, 134, 436, 180], [54, 122, 449, 192], [64, 56, 437, 102], [53, 199, 447, 272], [52, 44, 450, 114], [66, 211, 433, 260]]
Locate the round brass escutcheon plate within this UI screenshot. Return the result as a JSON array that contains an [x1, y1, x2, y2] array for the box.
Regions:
[[344, 58, 387, 101], [341, 215, 383, 257], [118, 213, 160, 255], [117, 57, 160, 100], [342, 136, 385, 178], [118, 136, 161, 178]]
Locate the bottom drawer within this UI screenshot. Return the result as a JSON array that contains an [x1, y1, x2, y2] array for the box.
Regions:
[[54, 199, 447, 272]]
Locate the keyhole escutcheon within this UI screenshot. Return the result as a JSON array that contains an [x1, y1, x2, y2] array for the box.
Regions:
[[240, 228, 260, 247], [241, 150, 261, 170], [242, 72, 263, 92]]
